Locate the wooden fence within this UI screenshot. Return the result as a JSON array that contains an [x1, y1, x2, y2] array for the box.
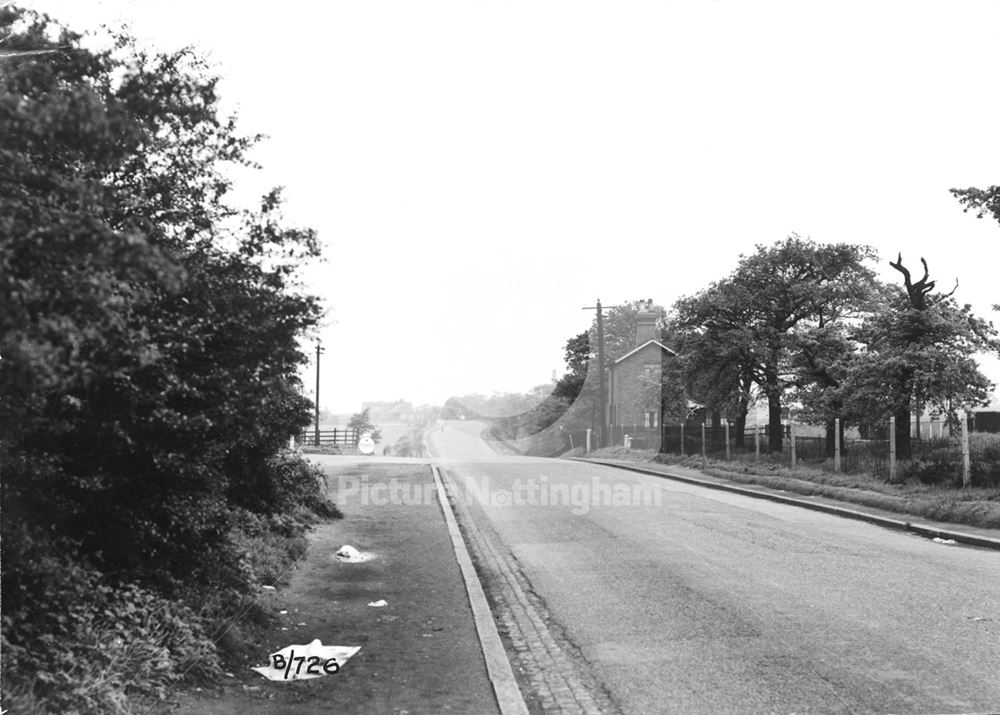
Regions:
[[298, 428, 359, 448]]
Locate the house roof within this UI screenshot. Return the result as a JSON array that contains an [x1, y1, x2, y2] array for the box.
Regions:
[[612, 339, 677, 365]]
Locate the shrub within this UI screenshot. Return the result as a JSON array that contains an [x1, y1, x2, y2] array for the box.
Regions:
[[2, 527, 221, 715], [0, 8, 338, 712], [970, 432, 1000, 461], [904, 459, 962, 487], [970, 460, 1000, 489]]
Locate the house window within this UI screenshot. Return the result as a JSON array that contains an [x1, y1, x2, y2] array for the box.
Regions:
[[644, 410, 659, 428], [643, 363, 659, 381]]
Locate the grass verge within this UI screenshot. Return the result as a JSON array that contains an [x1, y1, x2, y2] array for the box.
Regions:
[[578, 447, 1000, 530]]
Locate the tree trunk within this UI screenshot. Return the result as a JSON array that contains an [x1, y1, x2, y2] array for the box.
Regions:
[[768, 393, 783, 452], [764, 360, 783, 452], [734, 406, 747, 448], [894, 366, 914, 460]]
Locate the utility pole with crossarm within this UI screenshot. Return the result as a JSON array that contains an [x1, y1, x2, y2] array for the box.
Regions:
[[314, 340, 325, 447], [582, 299, 618, 448]]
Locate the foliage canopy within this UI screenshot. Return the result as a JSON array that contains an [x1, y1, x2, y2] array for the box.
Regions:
[[1, 8, 331, 711]]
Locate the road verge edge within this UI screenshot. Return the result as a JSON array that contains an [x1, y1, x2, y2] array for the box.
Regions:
[[574, 458, 1000, 551], [431, 465, 529, 715]]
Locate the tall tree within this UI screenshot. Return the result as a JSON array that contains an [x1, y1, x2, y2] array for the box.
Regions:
[[670, 281, 759, 439], [0, 9, 336, 711], [347, 408, 382, 442], [843, 255, 998, 461], [952, 183, 1000, 311], [1, 0, 322, 647], [672, 237, 878, 452], [551, 331, 591, 402], [950, 185, 1000, 224]]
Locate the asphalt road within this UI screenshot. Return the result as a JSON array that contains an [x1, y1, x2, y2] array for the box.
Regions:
[[426, 420, 1000, 715]]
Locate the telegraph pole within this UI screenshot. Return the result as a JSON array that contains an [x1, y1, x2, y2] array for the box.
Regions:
[[582, 299, 616, 448], [314, 340, 325, 447]]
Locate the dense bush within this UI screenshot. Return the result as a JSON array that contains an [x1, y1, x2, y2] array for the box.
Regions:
[[1, 7, 336, 712], [902, 434, 1000, 488], [904, 459, 962, 487], [2, 527, 222, 713]]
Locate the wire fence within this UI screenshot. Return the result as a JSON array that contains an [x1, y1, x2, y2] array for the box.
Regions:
[[587, 419, 1000, 489]]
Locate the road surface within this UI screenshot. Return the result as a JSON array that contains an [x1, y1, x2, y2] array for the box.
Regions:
[[426, 420, 1000, 714]]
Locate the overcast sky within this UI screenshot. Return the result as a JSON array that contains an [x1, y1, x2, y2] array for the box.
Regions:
[[32, 0, 1000, 413]]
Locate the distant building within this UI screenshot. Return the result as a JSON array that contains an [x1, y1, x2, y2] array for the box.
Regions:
[[361, 399, 416, 424], [607, 301, 677, 449]]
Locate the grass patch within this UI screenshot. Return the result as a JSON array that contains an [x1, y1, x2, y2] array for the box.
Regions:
[[298, 444, 346, 455], [587, 446, 661, 462], [577, 449, 1000, 530]]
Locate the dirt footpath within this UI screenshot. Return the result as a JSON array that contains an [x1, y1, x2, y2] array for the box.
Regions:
[[161, 460, 500, 714]]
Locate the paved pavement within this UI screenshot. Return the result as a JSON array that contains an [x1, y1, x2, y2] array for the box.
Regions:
[[427, 421, 1000, 715], [164, 459, 501, 715]]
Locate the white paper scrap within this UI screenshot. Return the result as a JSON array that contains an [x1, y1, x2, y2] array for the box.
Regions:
[[336, 545, 370, 563], [252, 639, 361, 681], [367, 599, 388, 607], [932, 537, 957, 545]]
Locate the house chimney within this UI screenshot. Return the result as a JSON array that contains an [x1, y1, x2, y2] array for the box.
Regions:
[[635, 299, 658, 346]]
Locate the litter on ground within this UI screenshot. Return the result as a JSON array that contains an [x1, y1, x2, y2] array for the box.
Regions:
[[336, 545, 370, 562], [932, 537, 957, 545], [252, 639, 361, 682], [368, 599, 388, 608]]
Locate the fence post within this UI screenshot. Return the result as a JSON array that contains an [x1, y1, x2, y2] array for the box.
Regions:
[[961, 409, 971, 488], [724, 421, 731, 461], [701, 423, 706, 467], [889, 416, 897, 483], [755, 422, 760, 462], [790, 420, 796, 470], [834, 418, 841, 472], [680, 423, 685, 456]]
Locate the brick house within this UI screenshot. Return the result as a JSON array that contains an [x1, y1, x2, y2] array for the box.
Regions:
[[607, 301, 677, 449]]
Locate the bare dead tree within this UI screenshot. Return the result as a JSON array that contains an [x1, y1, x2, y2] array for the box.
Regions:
[[884, 254, 958, 461], [889, 253, 957, 310]]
